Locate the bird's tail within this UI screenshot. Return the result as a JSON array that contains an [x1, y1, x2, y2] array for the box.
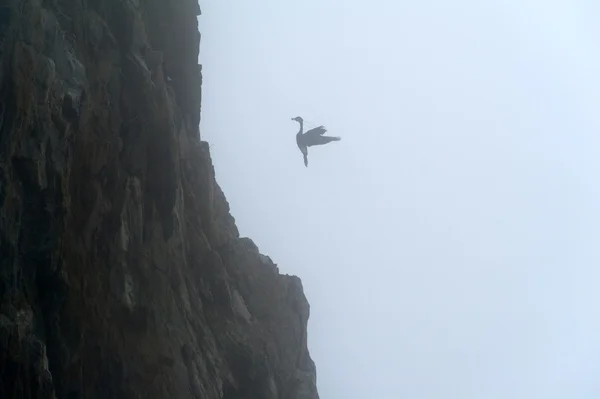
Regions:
[[329, 136, 341, 141]]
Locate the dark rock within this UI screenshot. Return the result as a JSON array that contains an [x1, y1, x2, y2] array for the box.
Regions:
[[0, 0, 319, 398]]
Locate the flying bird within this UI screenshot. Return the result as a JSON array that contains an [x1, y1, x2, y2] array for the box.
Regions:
[[292, 116, 341, 167]]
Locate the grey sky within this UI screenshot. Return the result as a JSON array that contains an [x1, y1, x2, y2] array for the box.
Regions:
[[198, 1, 600, 398]]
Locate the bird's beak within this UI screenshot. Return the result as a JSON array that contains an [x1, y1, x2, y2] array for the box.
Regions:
[[291, 118, 295, 121]]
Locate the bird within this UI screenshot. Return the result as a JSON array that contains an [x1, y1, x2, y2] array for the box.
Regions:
[[291, 116, 341, 167]]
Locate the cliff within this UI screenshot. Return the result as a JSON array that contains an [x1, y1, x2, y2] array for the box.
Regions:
[[0, 0, 319, 398]]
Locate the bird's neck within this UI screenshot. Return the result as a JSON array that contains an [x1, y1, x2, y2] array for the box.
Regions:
[[297, 120, 303, 134]]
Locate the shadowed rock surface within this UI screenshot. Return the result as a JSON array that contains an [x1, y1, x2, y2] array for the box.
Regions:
[[0, 0, 319, 398]]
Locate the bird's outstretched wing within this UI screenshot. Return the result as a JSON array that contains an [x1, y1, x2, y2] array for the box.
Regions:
[[304, 125, 327, 139]]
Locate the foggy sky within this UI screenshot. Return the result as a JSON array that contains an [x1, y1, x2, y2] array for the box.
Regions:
[[198, 1, 600, 398]]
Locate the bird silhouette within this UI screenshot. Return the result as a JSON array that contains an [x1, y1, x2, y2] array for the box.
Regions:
[[292, 116, 341, 167]]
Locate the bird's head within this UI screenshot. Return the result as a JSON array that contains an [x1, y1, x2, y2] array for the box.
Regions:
[[291, 116, 303, 123]]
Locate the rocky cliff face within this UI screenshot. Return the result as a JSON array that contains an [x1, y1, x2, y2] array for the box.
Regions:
[[0, 0, 319, 398]]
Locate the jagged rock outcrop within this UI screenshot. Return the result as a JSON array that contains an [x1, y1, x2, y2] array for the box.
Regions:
[[0, 1, 319, 398]]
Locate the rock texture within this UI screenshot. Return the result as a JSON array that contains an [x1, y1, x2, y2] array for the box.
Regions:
[[0, 0, 319, 398]]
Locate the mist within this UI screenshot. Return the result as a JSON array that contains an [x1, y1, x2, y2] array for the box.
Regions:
[[199, 1, 600, 398]]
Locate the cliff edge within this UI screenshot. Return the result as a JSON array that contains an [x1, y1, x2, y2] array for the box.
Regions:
[[0, 0, 319, 398]]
